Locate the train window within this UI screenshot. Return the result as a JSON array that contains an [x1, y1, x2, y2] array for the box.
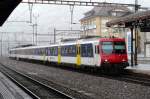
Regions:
[[61, 47, 64, 55], [28, 49, 31, 55], [45, 48, 48, 56], [34, 49, 36, 55], [101, 42, 113, 54], [72, 45, 77, 56], [35, 49, 38, 55], [54, 47, 58, 56], [39, 48, 43, 55], [37, 49, 40, 55], [29, 49, 31, 55], [114, 42, 126, 54], [32, 49, 34, 55], [81, 43, 93, 57], [25, 49, 27, 55], [49, 47, 58, 56], [47, 47, 50, 56], [17, 50, 19, 54], [27, 49, 30, 55], [13, 51, 15, 54], [61, 45, 76, 57], [87, 44, 93, 57], [50, 48, 52, 55], [31, 49, 34, 55], [39, 49, 42, 55], [20, 50, 22, 55], [36, 49, 39, 55], [43, 48, 45, 55], [81, 45, 87, 57]]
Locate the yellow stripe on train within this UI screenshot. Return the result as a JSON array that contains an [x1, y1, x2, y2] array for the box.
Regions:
[[76, 54, 81, 66], [58, 47, 61, 64], [76, 44, 81, 67]]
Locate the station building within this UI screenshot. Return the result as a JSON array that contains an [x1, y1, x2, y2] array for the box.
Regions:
[[80, 4, 133, 38]]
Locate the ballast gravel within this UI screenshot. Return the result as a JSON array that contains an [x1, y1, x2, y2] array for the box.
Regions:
[[1, 57, 150, 99]]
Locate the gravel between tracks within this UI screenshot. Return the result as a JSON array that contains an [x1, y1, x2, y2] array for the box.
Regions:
[[1, 57, 150, 99]]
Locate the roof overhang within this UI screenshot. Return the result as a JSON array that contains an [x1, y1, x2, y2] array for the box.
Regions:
[[106, 10, 150, 27], [0, 0, 22, 26]]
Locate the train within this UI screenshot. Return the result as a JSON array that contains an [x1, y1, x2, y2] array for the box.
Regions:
[[9, 37, 129, 73]]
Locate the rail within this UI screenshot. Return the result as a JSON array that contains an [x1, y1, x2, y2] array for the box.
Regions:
[[0, 63, 75, 99]]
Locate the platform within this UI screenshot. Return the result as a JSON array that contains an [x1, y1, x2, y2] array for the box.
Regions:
[[126, 64, 150, 75], [0, 72, 32, 99]]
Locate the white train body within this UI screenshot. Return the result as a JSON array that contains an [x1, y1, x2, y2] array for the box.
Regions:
[[9, 38, 129, 69]]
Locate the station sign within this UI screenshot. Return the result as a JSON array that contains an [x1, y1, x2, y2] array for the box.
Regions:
[[140, 28, 150, 32], [125, 19, 150, 32], [138, 19, 150, 32], [127, 32, 131, 54]]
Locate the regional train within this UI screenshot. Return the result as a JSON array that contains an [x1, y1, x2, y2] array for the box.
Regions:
[[9, 37, 129, 73]]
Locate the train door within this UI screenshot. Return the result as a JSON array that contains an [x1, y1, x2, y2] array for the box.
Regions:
[[94, 43, 101, 67], [80, 43, 94, 66]]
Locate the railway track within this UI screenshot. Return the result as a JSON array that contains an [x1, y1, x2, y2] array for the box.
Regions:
[[66, 66, 150, 87], [120, 75, 150, 86], [9, 59, 150, 87], [0, 63, 76, 99], [47, 63, 150, 87], [118, 71, 150, 86], [2, 58, 150, 99]]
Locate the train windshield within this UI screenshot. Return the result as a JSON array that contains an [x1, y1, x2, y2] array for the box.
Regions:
[[101, 41, 126, 54], [101, 42, 113, 54], [114, 42, 126, 54]]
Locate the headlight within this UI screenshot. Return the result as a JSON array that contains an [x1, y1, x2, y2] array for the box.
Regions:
[[104, 59, 108, 62], [103, 59, 109, 64], [122, 59, 126, 62]]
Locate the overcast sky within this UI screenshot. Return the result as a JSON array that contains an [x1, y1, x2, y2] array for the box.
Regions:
[[0, 0, 150, 46], [1, 0, 150, 32]]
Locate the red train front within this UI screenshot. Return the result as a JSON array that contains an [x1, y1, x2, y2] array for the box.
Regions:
[[99, 38, 129, 70]]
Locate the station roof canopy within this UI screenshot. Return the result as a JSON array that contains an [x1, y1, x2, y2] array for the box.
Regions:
[[106, 10, 150, 27], [0, 0, 21, 26]]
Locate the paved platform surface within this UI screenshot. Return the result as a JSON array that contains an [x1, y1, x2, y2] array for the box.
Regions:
[[126, 64, 150, 75], [0, 72, 32, 99]]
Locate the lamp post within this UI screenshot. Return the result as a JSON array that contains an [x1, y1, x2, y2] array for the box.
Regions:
[[70, 5, 74, 30], [134, 0, 139, 66], [30, 24, 35, 45], [33, 14, 39, 45]]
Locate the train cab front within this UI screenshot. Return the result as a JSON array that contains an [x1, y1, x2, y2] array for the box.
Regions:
[[100, 38, 129, 70]]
